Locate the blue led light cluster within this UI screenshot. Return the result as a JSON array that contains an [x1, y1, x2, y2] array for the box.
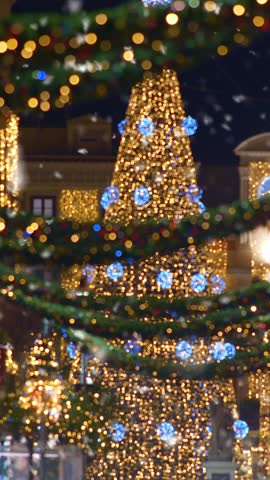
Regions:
[[133, 186, 151, 206], [182, 116, 198, 136], [110, 422, 126, 442], [156, 270, 173, 289], [258, 176, 270, 197], [233, 420, 249, 439], [190, 273, 208, 293], [82, 265, 95, 283], [186, 185, 203, 203], [211, 342, 236, 361], [211, 275, 226, 294], [137, 117, 155, 137], [106, 262, 124, 281], [124, 340, 142, 355], [118, 119, 127, 135], [100, 186, 120, 210], [66, 342, 77, 360], [175, 341, 193, 361], [157, 422, 175, 442], [142, 0, 172, 6]]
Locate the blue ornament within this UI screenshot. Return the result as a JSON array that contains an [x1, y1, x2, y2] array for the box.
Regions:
[[224, 343, 236, 359], [186, 185, 203, 203], [156, 270, 173, 289], [211, 275, 226, 294], [182, 116, 198, 136], [176, 341, 193, 361], [100, 186, 119, 210], [66, 342, 77, 360], [133, 186, 151, 206], [198, 201, 206, 213], [93, 223, 101, 232], [106, 262, 124, 281], [124, 339, 142, 355], [258, 176, 270, 198], [233, 420, 249, 439], [190, 273, 208, 293], [157, 422, 175, 442], [118, 119, 127, 135], [33, 70, 47, 81], [110, 422, 126, 442], [82, 265, 95, 283], [212, 342, 227, 361], [142, 0, 172, 6], [137, 117, 155, 137]]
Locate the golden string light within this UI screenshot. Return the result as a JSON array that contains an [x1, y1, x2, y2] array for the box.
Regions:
[[0, 111, 19, 209]]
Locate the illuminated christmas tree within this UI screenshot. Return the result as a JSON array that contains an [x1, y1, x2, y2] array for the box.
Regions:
[[86, 70, 241, 480], [0, 111, 19, 209]]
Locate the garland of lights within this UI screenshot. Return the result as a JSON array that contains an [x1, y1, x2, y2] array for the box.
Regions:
[[1, 277, 269, 344], [0, 261, 268, 315], [2, 262, 270, 320], [0, 0, 267, 112], [0, 196, 270, 264], [69, 329, 270, 381]]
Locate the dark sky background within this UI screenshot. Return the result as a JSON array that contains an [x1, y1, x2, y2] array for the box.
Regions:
[[12, 1, 270, 175]]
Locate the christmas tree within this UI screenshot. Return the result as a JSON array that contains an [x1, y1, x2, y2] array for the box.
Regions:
[[86, 70, 238, 479]]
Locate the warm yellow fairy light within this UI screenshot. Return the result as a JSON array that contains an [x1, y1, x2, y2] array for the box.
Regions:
[[5, 347, 18, 375], [86, 70, 230, 480], [95, 13, 108, 25], [69, 74, 80, 85], [132, 32, 144, 45], [253, 15, 265, 27], [233, 4, 245, 15], [85, 33, 98, 45], [217, 45, 228, 56], [166, 13, 179, 25], [0, 111, 19, 209], [0, 41, 7, 53], [122, 50, 134, 62]]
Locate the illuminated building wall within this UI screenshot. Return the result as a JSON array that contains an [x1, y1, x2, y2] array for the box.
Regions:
[[0, 111, 19, 209], [86, 70, 235, 480], [59, 189, 99, 223]]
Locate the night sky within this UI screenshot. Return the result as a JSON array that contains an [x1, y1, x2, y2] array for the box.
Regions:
[[11, 1, 270, 170]]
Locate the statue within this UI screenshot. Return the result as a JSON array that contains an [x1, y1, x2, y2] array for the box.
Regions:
[[208, 397, 234, 461]]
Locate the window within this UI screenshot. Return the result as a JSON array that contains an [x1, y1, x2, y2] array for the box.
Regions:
[[31, 196, 56, 218]]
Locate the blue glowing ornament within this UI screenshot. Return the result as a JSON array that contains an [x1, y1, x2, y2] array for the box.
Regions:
[[110, 422, 126, 442], [124, 339, 142, 355], [176, 341, 193, 361], [190, 273, 208, 293], [82, 265, 95, 283], [100, 186, 119, 210], [186, 185, 203, 203], [118, 119, 127, 135], [224, 342, 236, 359], [33, 70, 47, 81], [211, 275, 226, 294], [212, 342, 227, 361], [182, 116, 198, 136], [157, 422, 175, 442], [66, 342, 77, 359], [156, 270, 173, 289], [142, 0, 172, 6], [258, 176, 270, 197], [133, 186, 151, 206], [106, 262, 124, 281], [137, 117, 155, 137], [233, 420, 249, 439], [198, 201, 206, 213]]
